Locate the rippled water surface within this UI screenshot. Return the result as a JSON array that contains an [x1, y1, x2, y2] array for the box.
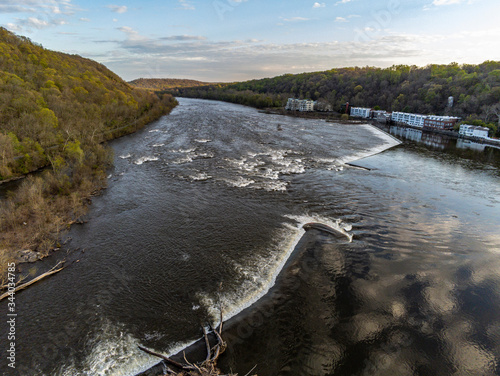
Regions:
[[1, 98, 500, 376]]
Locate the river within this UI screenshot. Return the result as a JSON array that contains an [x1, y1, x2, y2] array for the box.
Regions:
[[1, 98, 500, 376]]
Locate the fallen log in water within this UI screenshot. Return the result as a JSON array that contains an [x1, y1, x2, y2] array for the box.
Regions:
[[138, 305, 252, 376], [0, 261, 65, 301]]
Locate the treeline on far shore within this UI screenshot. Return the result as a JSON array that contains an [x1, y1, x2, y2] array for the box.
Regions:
[[0, 28, 177, 281], [166, 61, 500, 137]]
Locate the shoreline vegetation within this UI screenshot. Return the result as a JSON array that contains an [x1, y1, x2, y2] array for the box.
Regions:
[[0, 28, 177, 284], [154, 61, 500, 138]]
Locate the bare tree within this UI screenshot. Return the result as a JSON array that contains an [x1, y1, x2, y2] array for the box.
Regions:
[[491, 103, 500, 126]]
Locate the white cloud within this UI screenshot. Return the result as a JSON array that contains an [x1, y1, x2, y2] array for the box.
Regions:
[[0, 0, 79, 31], [283, 17, 310, 22], [0, 4, 35, 13], [97, 23, 500, 82], [336, 0, 353, 4], [102, 27, 437, 81], [117, 26, 140, 37], [161, 35, 207, 41], [335, 17, 348, 22], [107, 5, 128, 13], [79, 17, 90, 22], [5, 23, 22, 32], [178, 0, 195, 10], [24, 17, 50, 29], [313, 2, 326, 8], [432, 0, 462, 5]]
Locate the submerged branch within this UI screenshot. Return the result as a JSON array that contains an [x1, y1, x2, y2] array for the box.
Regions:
[[138, 304, 247, 376], [0, 261, 65, 301]]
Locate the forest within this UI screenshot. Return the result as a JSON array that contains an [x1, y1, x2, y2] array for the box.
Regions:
[[129, 78, 213, 91], [0, 28, 177, 279], [170, 62, 500, 136]]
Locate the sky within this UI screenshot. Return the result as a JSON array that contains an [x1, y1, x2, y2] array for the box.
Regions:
[[1, 0, 500, 82]]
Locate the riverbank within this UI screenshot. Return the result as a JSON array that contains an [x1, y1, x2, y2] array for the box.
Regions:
[[0, 97, 178, 285]]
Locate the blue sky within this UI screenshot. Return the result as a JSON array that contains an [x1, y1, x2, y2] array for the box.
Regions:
[[1, 0, 499, 82]]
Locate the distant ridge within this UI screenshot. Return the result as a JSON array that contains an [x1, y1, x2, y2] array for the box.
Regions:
[[129, 78, 214, 90]]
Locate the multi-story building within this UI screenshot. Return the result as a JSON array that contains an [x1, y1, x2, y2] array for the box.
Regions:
[[391, 112, 428, 127], [391, 112, 460, 129], [350, 107, 372, 118], [459, 124, 490, 138], [285, 98, 300, 111], [423, 115, 460, 130], [285, 98, 314, 112], [299, 100, 314, 112]]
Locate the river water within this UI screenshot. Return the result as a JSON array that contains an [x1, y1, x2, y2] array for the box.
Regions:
[[1, 98, 500, 376]]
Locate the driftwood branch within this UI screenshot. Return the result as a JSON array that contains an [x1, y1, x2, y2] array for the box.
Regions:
[[243, 365, 258, 376], [0, 261, 65, 301], [138, 303, 238, 376], [203, 326, 211, 363], [137, 345, 196, 371]]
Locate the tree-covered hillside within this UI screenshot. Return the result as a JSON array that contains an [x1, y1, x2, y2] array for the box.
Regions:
[[0, 27, 176, 179], [0, 28, 177, 278], [171, 62, 500, 133], [129, 78, 213, 91]]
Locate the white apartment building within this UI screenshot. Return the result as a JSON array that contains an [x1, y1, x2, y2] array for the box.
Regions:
[[285, 98, 314, 112], [392, 112, 461, 129], [285, 98, 300, 111], [459, 124, 489, 138], [391, 112, 428, 127], [350, 107, 372, 118], [299, 100, 314, 112]]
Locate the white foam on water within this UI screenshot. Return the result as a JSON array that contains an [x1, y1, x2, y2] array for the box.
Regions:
[[57, 319, 201, 376], [189, 172, 212, 181], [197, 214, 353, 327], [171, 148, 196, 154], [257, 168, 280, 180], [274, 158, 306, 175], [119, 154, 132, 159], [195, 139, 212, 143], [326, 165, 344, 172], [148, 129, 161, 133], [223, 176, 256, 188], [57, 321, 159, 376], [172, 155, 193, 165], [152, 143, 165, 147], [192, 152, 215, 159], [259, 180, 288, 192], [134, 156, 159, 165], [227, 157, 265, 172]]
